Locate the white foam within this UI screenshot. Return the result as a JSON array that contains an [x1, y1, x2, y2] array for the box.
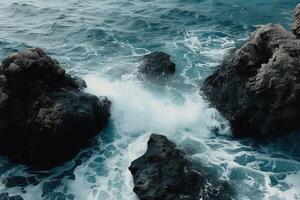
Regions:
[[264, 170, 300, 200], [3, 68, 299, 200], [84, 74, 224, 137], [169, 29, 236, 85], [182, 30, 235, 59], [61, 73, 229, 200]]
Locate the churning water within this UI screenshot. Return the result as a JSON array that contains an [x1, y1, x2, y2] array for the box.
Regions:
[[0, 0, 299, 199]]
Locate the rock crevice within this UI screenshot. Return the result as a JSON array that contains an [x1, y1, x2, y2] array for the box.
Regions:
[[129, 134, 233, 200], [0, 48, 111, 168], [202, 5, 300, 137]]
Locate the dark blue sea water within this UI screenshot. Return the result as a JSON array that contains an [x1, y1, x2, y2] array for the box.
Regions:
[[0, 0, 300, 200]]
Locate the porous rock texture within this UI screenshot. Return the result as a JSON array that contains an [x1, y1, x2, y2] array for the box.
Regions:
[[0, 48, 111, 168], [202, 4, 300, 138], [292, 3, 300, 38], [138, 52, 176, 78], [129, 134, 233, 200]]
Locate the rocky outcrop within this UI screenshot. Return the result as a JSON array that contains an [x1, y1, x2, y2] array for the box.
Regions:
[[129, 134, 233, 200], [138, 52, 175, 78], [0, 48, 111, 168], [202, 4, 300, 138], [292, 3, 300, 37]]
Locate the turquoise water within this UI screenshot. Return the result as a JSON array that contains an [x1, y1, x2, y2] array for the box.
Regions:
[[0, 0, 300, 199]]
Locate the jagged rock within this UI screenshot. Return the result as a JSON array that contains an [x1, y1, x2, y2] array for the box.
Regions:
[[292, 3, 300, 37], [0, 48, 111, 168], [138, 52, 176, 77], [129, 134, 233, 200], [202, 7, 300, 137]]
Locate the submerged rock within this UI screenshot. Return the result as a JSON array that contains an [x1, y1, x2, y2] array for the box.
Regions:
[[138, 52, 176, 78], [129, 134, 233, 200], [0, 48, 111, 168], [0, 193, 23, 200], [3, 176, 39, 188], [202, 4, 300, 138]]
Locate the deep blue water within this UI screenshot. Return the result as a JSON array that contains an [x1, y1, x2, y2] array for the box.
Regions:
[[0, 0, 299, 200]]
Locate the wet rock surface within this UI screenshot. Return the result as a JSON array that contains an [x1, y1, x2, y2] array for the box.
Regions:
[[293, 3, 300, 38], [129, 134, 233, 200], [138, 52, 176, 78], [202, 4, 300, 138], [0, 48, 111, 168]]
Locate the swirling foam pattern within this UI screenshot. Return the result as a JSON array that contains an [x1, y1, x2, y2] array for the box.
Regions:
[[0, 0, 299, 200]]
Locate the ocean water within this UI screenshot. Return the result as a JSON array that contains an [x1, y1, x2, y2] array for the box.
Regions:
[[0, 0, 300, 200]]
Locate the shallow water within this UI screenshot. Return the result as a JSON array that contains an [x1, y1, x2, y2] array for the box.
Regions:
[[0, 0, 299, 199]]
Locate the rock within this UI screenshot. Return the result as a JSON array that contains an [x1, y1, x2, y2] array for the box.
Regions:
[[129, 134, 233, 200], [292, 3, 300, 37], [138, 52, 176, 78], [0, 48, 111, 168], [202, 17, 300, 137]]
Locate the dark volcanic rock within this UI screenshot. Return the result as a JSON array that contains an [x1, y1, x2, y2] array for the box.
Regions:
[[129, 134, 233, 200], [292, 3, 300, 38], [0, 48, 111, 168], [138, 52, 176, 77], [202, 5, 300, 138]]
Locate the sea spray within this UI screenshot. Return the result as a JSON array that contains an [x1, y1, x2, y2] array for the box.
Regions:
[[0, 0, 299, 199]]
